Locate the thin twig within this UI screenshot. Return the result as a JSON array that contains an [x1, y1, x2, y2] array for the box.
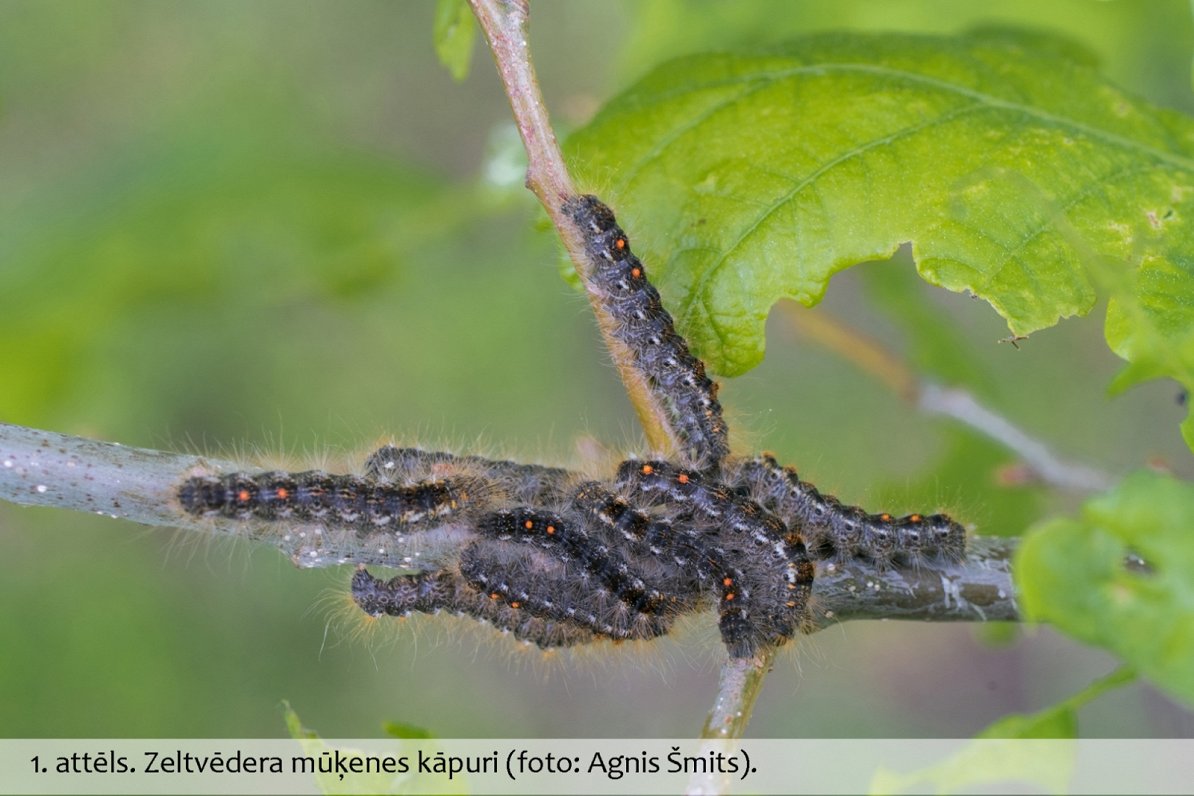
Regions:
[[699, 653, 774, 741], [468, 0, 679, 457], [783, 305, 1116, 493], [918, 384, 1116, 492]]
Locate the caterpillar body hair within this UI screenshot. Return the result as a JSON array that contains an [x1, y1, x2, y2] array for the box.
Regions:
[[351, 566, 599, 649], [562, 194, 729, 469], [458, 540, 674, 642], [614, 458, 815, 657], [732, 454, 967, 567]]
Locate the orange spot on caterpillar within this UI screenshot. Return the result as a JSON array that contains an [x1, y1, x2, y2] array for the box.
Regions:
[[910, 514, 923, 523], [641, 464, 654, 475], [722, 577, 733, 587], [546, 525, 556, 535], [489, 593, 500, 601], [677, 473, 689, 485], [524, 520, 534, 530], [510, 601, 521, 609], [237, 490, 251, 503], [879, 513, 892, 522], [630, 266, 642, 278], [725, 592, 735, 601], [275, 487, 289, 500], [615, 238, 627, 250]]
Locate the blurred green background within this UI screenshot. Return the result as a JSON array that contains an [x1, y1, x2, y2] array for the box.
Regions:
[[2, 0, 1193, 738]]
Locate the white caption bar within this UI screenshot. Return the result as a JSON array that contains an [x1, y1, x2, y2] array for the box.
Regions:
[[1, 739, 1191, 794]]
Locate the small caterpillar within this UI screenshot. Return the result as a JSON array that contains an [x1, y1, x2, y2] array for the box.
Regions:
[[178, 471, 473, 529], [459, 539, 673, 641], [364, 445, 575, 505], [733, 454, 967, 567], [350, 566, 599, 648], [476, 507, 668, 615], [562, 194, 729, 469]]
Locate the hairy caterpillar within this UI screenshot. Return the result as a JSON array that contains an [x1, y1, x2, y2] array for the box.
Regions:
[[350, 565, 600, 648], [562, 194, 729, 469], [733, 454, 967, 568], [178, 471, 473, 529]]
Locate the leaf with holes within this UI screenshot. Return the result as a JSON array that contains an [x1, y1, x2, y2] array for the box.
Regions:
[[567, 29, 1194, 447]]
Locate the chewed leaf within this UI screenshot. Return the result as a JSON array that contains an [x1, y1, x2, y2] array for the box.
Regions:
[[1016, 472, 1194, 708], [566, 29, 1194, 443]]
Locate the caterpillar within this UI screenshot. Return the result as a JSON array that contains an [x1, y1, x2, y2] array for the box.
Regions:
[[350, 565, 600, 648], [562, 194, 729, 469], [476, 507, 669, 615], [459, 539, 673, 642], [364, 445, 575, 506], [178, 470, 473, 529], [733, 454, 967, 568]]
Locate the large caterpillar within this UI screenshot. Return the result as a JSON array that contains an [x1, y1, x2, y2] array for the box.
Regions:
[[562, 194, 729, 469]]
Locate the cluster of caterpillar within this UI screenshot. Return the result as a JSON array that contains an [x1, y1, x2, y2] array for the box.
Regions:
[[176, 193, 969, 658], [179, 452, 959, 658], [562, 194, 729, 469], [615, 459, 815, 656]]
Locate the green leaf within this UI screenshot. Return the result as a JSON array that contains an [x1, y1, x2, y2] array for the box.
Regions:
[[869, 668, 1127, 792], [383, 721, 435, 740], [868, 738, 1073, 795], [283, 703, 457, 795], [977, 666, 1134, 739], [433, 0, 476, 82], [567, 29, 1194, 444], [869, 668, 1132, 793], [1017, 471, 1194, 707]]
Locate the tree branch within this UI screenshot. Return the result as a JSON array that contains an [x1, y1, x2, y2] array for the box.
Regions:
[[3, 415, 1020, 787], [1, 421, 1017, 622], [3, 418, 1019, 763]]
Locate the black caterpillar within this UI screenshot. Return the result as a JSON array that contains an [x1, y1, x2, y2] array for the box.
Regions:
[[562, 194, 729, 469], [177, 470, 474, 529], [734, 454, 966, 567]]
